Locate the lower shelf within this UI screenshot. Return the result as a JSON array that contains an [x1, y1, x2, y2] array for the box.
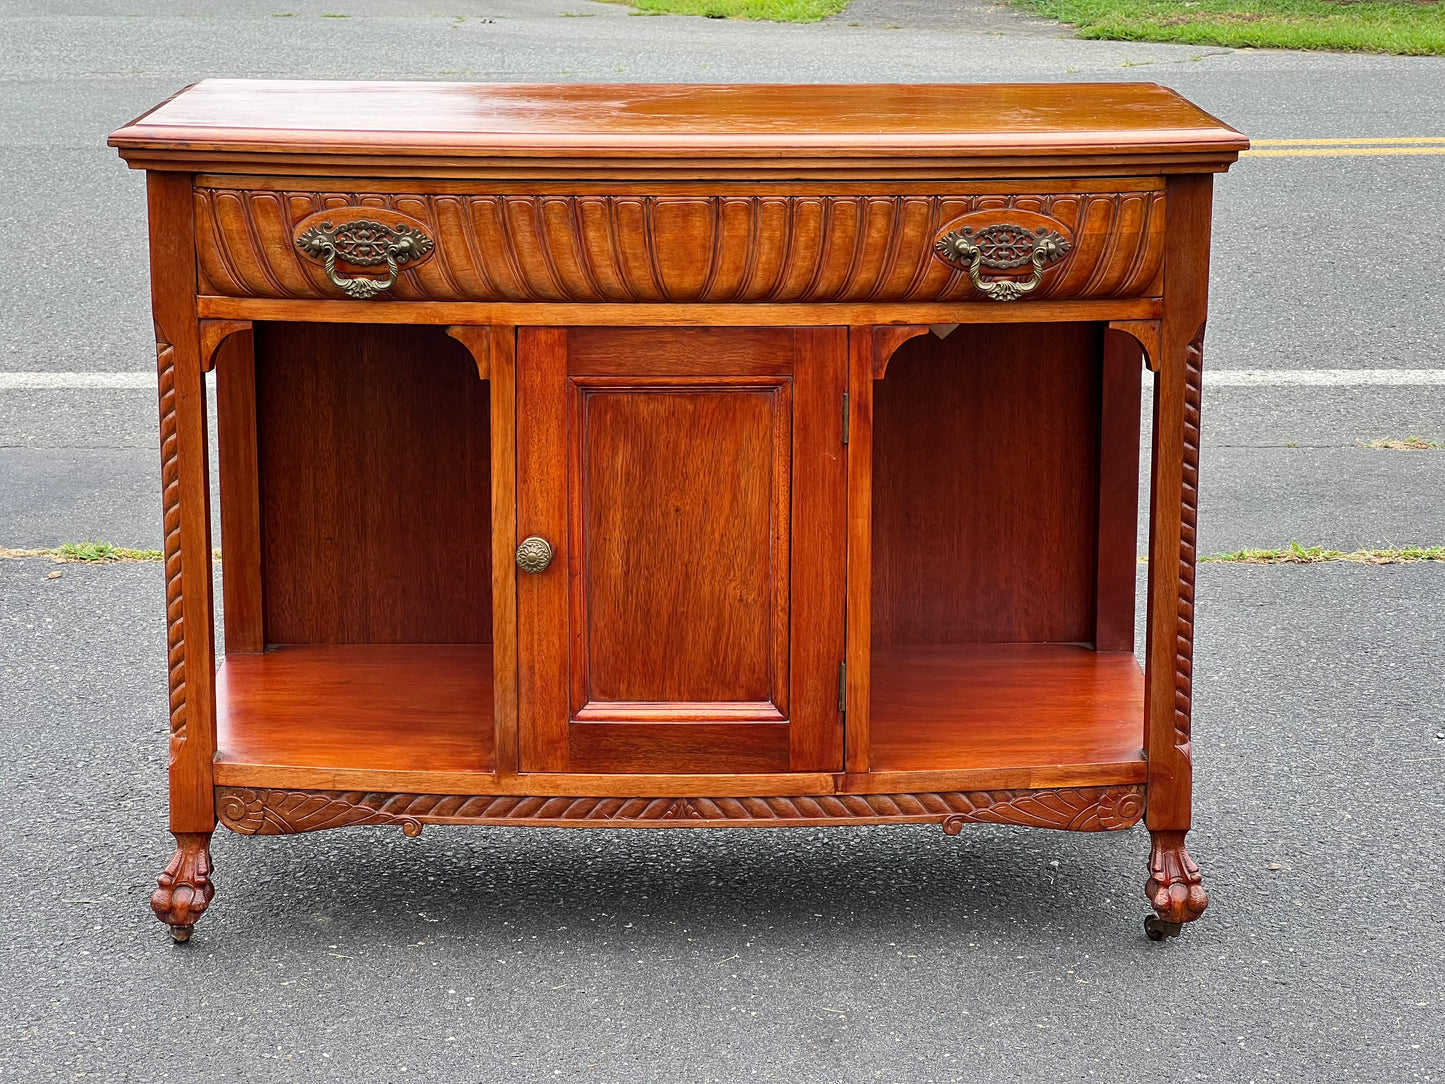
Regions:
[[869, 642, 1146, 774], [213, 641, 1144, 792], [215, 644, 494, 775]]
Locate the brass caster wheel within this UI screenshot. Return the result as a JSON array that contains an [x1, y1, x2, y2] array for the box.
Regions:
[[1144, 915, 1183, 941], [168, 924, 194, 944]]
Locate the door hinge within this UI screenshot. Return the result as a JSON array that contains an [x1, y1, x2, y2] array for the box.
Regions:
[[841, 392, 850, 446], [837, 660, 847, 714]]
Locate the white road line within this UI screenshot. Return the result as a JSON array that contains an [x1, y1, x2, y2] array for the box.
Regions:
[[0, 372, 154, 389], [1202, 369, 1445, 387], [3, 369, 1445, 390]]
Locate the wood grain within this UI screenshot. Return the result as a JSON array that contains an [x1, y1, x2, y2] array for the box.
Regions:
[[518, 326, 845, 774], [565, 326, 794, 376], [215, 644, 494, 773], [871, 322, 1102, 645], [147, 171, 218, 836], [870, 643, 1145, 772], [844, 327, 877, 774], [115, 82, 1241, 941], [515, 326, 572, 772], [254, 321, 492, 644], [199, 318, 252, 374], [110, 80, 1248, 178], [191, 186, 1165, 304], [197, 297, 1165, 328], [210, 761, 1143, 797], [578, 381, 786, 708], [151, 832, 214, 941], [213, 764, 839, 796], [1095, 329, 1144, 652], [488, 326, 519, 777], [567, 723, 792, 775], [871, 325, 931, 379], [788, 328, 847, 771], [446, 324, 491, 380], [447, 324, 516, 777], [213, 325, 264, 653], [1106, 318, 1162, 373], [1144, 175, 1213, 834], [215, 783, 1144, 834]]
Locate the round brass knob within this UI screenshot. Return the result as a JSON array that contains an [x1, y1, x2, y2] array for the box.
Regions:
[[516, 536, 554, 574]]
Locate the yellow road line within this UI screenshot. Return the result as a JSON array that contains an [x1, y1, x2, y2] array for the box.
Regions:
[[1251, 137, 1445, 146], [1243, 147, 1445, 158], [1242, 136, 1445, 158]]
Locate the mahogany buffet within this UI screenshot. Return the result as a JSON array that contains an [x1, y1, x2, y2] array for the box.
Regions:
[[109, 81, 1246, 942]]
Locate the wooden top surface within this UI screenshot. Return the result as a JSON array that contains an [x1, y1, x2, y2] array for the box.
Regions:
[[109, 80, 1246, 178]]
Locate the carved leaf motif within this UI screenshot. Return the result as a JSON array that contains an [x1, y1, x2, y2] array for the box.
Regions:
[[1146, 830, 1208, 923], [215, 786, 1144, 836], [217, 789, 423, 837], [151, 833, 214, 938]]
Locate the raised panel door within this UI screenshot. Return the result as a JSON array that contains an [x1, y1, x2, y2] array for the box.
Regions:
[[517, 327, 847, 774]]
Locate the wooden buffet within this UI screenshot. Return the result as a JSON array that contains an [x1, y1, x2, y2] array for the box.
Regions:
[[109, 80, 1245, 942]]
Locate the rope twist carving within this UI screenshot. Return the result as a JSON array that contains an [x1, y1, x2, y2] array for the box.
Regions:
[[1174, 323, 1205, 757], [156, 329, 187, 765]]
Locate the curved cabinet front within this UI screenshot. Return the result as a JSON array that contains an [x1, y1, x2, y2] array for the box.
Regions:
[[192, 179, 1167, 305]]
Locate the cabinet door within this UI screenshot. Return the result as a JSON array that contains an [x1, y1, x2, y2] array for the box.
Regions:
[[517, 327, 846, 774]]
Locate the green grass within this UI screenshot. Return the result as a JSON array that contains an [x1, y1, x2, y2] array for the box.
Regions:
[[0, 541, 222, 563], [608, 0, 1444, 46], [1009, 0, 1445, 55], [1200, 542, 1445, 564], [56, 541, 164, 562], [607, 0, 849, 21], [1358, 436, 1444, 449]]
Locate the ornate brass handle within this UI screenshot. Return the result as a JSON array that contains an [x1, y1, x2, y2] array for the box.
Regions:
[[934, 223, 1071, 302], [295, 219, 434, 300], [516, 536, 554, 575]]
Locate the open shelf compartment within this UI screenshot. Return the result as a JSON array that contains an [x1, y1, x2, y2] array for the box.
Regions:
[[863, 322, 1146, 782], [216, 644, 495, 776], [213, 321, 498, 783], [869, 643, 1144, 776]]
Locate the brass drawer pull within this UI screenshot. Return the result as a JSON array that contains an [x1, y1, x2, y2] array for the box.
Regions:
[[295, 219, 434, 299], [935, 223, 1071, 302], [516, 536, 555, 574]]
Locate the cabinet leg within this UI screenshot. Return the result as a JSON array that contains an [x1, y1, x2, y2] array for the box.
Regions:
[[151, 831, 214, 942], [1144, 829, 1207, 936]]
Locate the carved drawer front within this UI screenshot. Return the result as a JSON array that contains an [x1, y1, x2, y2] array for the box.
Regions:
[[194, 184, 1166, 304]]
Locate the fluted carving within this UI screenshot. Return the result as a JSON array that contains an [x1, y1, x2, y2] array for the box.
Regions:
[[194, 188, 1166, 304], [216, 785, 1145, 835]]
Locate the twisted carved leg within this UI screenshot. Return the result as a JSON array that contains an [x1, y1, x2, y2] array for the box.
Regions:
[[151, 832, 214, 942], [1144, 830, 1208, 940]]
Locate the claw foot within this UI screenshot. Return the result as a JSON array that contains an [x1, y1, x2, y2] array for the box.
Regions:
[[151, 832, 214, 942], [1145, 829, 1208, 928]]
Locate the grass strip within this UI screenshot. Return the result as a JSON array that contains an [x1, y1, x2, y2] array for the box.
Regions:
[[1200, 542, 1445, 564], [605, 0, 849, 20], [7, 540, 1440, 568], [1358, 436, 1443, 449], [0, 541, 221, 563], [1008, 0, 1445, 56]]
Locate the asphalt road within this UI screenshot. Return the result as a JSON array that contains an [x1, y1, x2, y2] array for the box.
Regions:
[[1, 3, 1443, 1081]]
